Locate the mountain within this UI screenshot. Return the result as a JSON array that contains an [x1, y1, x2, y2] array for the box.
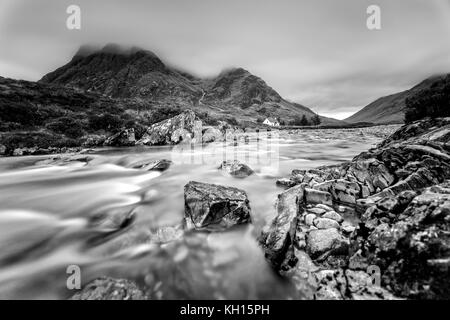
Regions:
[[40, 44, 341, 125], [345, 74, 449, 124], [40, 44, 202, 106]]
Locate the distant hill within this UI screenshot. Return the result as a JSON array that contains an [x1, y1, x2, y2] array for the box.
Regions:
[[40, 44, 342, 125], [345, 74, 450, 124]]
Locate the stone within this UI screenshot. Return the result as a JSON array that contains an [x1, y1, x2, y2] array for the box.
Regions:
[[313, 217, 340, 230], [103, 128, 135, 146], [137, 110, 200, 146], [307, 207, 326, 215], [304, 188, 332, 206], [322, 211, 343, 223], [70, 277, 148, 300], [132, 159, 172, 171], [219, 160, 254, 178], [306, 228, 349, 259], [315, 204, 334, 212], [304, 213, 316, 226], [341, 222, 356, 235], [259, 184, 304, 267], [350, 181, 450, 299], [202, 127, 224, 143], [376, 197, 397, 211], [276, 178, 296, 188], [314, 269, 398, 300], [184, 181, 251, 231], [293, 248, 319, 273], [89, 208, 136, 232]]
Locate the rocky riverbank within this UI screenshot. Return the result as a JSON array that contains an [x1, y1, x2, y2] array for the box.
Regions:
[[260, 117, 450, 299], [69, 117, 449, 300]]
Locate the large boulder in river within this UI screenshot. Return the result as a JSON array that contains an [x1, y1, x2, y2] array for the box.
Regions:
[[219, 160, 254, 178], [137, 110, 200, 146], [70, 277, 148, 300], [103, 128, 135, 146], [184, 181, 251, 231]]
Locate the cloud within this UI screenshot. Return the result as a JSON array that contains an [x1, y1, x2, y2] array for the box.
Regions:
[[0, 0, 449, 118]]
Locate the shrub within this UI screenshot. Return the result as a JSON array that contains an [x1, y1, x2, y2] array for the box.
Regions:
[[311, 114, 321, 125], [46, 117, 85, 138], [88, 113, 124, 132], [290, 115, 310, 126], [1, 132, 80, 150]]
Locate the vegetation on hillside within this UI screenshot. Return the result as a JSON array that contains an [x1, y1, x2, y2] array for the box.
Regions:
[[404, 75, 450, 123], [289, 114, 321, 126]]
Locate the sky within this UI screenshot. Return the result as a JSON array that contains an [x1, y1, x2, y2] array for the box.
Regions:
[[0, 0, 449, 119]]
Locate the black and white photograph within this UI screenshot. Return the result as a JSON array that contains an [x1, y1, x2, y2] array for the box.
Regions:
[[0, 0, 449, 306]]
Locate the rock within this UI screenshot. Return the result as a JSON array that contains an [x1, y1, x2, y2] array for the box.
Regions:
[[219, 160, 254, 178], [314, 269, 346, 300], [304, 214, 316, 226], [315, 204, 334, 212], [341, 222, 356, 235], [132, 159, 172, 171], [202, 127, 224, 143], [322, 211, 343, 223], [0, 144, 6, 156], [307, 207, 326, 215], [350, 181, 450, 299], [304, 188, 332, 206], [376, 196, 397, 211], [306, 228, 349, 259], [314, 269, 398, 300], [184, 181, 251, 231], [13, 148, 24, 156], [313, 217, 340, 230], [89, 208, 136, 232], [259, 184, 304, 267], [137, 110, 200, 146], [149, 225, 184, 244], [70, 277, 148, 300], [326, 179, 360, 205], [103, 128, 135, 146], [276, 178, 296, 188], [82, 134, 106, 147]]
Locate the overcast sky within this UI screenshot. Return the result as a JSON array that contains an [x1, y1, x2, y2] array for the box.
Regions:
[[1, 0, 449, 119]]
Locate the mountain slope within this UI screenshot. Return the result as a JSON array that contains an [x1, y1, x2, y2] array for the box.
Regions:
[[40, 44, 202, 106], [200, 67, 330, 123], [40, 44, 342, 125], [345, 74, 449, 124]]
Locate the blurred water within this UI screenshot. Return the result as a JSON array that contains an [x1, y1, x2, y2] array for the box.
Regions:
[[0, 125, 399, 299]]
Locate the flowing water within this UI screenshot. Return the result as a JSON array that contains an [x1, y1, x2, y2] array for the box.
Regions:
[[0, 125, 399, 299]]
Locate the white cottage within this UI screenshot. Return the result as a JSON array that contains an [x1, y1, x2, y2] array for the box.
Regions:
[[263, 117, 280, 127]]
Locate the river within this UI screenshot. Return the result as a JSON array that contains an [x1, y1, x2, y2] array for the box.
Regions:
[[0, 125, 399, 299]]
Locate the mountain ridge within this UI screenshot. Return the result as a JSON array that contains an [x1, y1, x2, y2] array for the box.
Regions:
[[40, 44, 341, 125], [345, 74, 450, 124]]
